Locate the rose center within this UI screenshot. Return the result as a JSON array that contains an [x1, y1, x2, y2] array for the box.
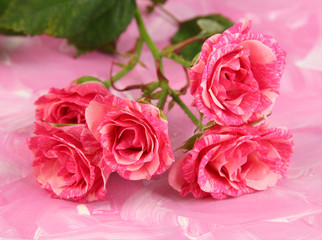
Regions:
[[218, 55, 253, 100], [241, 153, 270, 180], [57, 105, 84, 124], [116, 128, 142, 151], [207, 49, 260, 115], [113, 125, 148, 163]]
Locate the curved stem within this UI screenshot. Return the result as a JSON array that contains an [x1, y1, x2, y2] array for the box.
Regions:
[[136, 8, 168, 109], [156, 81, 169, 110], [163, 52, 191, 68], [135, 8, 160, 60], [142, 82, 160, 97], [169, 88, 202, 130], [163, 34, 204, 54], [180, 66, 190, 94], [155, 3, 180, 24], [105, 37, 144, 87], [135, 7, 200, 128]]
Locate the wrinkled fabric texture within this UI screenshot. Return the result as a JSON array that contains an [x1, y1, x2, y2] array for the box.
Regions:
[[28, 121, 110, 202], [190, 20, 286, 126], [86, 95, 174, 180], [168, 124, 294, 199], [35, 82, 110, 124]]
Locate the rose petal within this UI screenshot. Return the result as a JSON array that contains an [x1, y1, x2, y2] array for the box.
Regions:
[[28, 121, 110, 202]]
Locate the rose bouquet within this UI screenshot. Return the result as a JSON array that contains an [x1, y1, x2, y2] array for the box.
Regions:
[[0, 0, 293, 202]]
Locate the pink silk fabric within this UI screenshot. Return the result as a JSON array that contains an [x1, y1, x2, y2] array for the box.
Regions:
[[0, 0, 322, 239]]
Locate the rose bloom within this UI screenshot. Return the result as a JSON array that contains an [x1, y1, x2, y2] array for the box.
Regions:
[[28, 121, 110, 202], [168, 124, 294, 199], [85, 94, 174, 180], [35, 81, 109, 124], [190, 20, 286, 125]]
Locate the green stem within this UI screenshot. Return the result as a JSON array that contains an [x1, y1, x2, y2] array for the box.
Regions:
[[136, 7, 168, 109], [135, 8, 161, 60], [157, 81, 169, 110], [163, 52, 191, 68], [163, 34, 204, 54], [142, 82, 160, 97], [155, 3, 180, 24], [105, 37, 144, 88], [135, 6, 200, 128], [169, 88, 202, 130]]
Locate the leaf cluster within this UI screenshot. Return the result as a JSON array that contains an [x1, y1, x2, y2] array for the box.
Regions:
[[0, 0, 136, 54], [172, 14, 234, 60]]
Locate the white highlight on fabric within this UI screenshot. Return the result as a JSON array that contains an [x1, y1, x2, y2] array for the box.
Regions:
[[77, 204, 91, 216]]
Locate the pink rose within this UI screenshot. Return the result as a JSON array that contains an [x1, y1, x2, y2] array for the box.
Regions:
[[168, 124, 294, 199], [35, 82, 110, 124], [85, 94, 174, 180], [190, 20, 286, 125], [28, 121, 110, 202]]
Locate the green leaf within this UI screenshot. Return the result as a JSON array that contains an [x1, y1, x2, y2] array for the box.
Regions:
[[147, 5, 155, 13], [150, 91, 161, 99], [197, 19, 224, 35], [68, 0, 136, 49], [145, 82, 159, 90], [99, 41, 117, 53], [0, 0, 136, 52], [168, 99, 175, 111], [0, 0, 114, 36], [0, 0, 10, 16], [114, 62, 127, 68], [171, 14, 233, 61], [74, 76, 102, 84], [150, 0, 167, 4], [42, 120, 76, 127], [0, 0, 24, 35], [191, 52, 201, 66], [203, 120, 216, 131], [0, 27, 24, 35], [136, 98, 152, 105], [75, 41, 116, 57], [74, 48, 92, 58], [176, 133, 203, 152], [142, 82, 159, 96], [159, 109, 167, 121], [147, 0, 167, 14]]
